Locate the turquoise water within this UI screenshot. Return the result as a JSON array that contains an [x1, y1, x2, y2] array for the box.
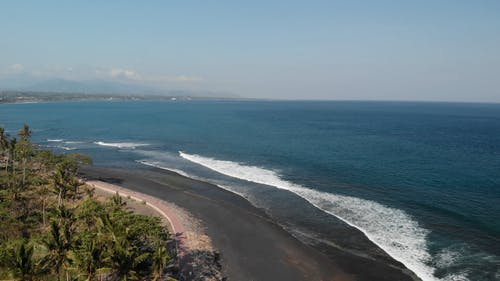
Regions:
[[1, 100, 499, 280]]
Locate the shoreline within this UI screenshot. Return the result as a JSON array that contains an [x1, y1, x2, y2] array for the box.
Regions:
[[86, 180, 186, 250], [80, 165, 421, 281], [86, 180, 222, 280]]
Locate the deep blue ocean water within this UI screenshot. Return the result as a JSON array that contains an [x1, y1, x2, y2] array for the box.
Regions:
[[1, 100, 499, 281]]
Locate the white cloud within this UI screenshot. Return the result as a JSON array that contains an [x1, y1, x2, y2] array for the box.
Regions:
[[96, 67, 202, 84], [0, 63, 26, 77], [0, 64, 204, 86], [108, 68, 141, 80], [10, 63, 24, 72], [153, 75, 202, 83], [167, 75, 202, 82]]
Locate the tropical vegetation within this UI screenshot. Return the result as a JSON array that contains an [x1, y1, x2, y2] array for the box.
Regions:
[[0, 125, 177, 280]]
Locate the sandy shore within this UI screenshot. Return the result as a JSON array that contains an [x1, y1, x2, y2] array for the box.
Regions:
[[80, 166, 420, 281], [88, 180, 197, 251], [86, 180, 221, 280]]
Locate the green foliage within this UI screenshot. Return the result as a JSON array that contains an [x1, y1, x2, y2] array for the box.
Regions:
[[40, 220, 75, 279], [0, 125, 176, 280], [73, 231, 104, 280], [152, 242, 171, 281], [1, 239, 39, 281], [0, 127, 8, 156]]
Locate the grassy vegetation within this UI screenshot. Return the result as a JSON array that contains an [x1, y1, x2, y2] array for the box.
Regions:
[[0, 125, 177, 281]]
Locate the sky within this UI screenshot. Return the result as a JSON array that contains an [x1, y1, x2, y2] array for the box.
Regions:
[[1, 1, 500, 102]]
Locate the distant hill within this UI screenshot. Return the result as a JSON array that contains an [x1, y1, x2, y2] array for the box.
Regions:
[[0, 90, 247, 104], [0, 77, 239, 98], [25, 78, 159, 95]]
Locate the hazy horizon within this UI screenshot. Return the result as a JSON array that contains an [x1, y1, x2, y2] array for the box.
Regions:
[[1, 1, 499, 102]]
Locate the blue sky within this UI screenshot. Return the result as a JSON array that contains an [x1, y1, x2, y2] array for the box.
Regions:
[[1, 1, 499, 101]]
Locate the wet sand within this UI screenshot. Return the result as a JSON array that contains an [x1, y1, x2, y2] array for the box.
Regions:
[[80, 165, 420, 281]]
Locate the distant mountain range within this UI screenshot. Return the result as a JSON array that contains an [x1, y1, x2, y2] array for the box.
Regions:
[[0, 76, 237, 98], [24, 78, 161, 95]]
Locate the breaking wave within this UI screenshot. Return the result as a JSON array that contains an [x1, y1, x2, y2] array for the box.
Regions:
[[46, 145, 76, 151], [178, 151, 461, 281], [94, 141, 149, 149], [63, 141, 84, 144], [136, 160, 191, 178]]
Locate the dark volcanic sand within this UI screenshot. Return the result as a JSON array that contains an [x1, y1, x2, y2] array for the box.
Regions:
[[80, 166, 420, 281]]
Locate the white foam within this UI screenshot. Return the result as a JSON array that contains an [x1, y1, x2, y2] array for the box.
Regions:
[[136, 160, 191, 178], [47, 145, 76, 151], [436, 248, 461, 268], [47, 139, 63, 142], [64, 141, 84, 144], [59, 146, 76, 151], [179, 151, 454, 281], [136, 160, 249, 199], [442, 273, 470, 281], [94, 141, 148, 149]]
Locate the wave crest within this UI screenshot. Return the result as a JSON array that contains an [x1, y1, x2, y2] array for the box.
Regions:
[[179, 151, 447, 281], [94, 141, 148, 149], [136, 160, 190, 177]]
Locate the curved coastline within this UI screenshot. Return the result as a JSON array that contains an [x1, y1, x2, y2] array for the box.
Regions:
[[80, 165, 420, 281], [177, 151, 433, 281], [85, 180, 224, 280], [86, 180, 186, 248]]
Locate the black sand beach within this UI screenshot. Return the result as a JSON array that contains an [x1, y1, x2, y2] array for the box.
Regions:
[[80, 166, 420, 281]]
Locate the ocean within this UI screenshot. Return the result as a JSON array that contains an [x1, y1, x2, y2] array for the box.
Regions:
[[1, 100, 499, 281]]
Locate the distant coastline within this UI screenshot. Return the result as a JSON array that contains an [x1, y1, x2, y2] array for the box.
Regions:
[[3, 91, 500, 105], [0, 90, 246, 104]]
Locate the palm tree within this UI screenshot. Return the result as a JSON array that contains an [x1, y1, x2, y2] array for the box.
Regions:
[[4, 172, 20, 201], [110, 192, 126, 212], [0, 127, 8, 169], [17, 124, 33, 187], [52, 162, 75, 206], [151, 242, 171, 281], [38, 185, 51, 227], [55, 204, 76, 225], [52, 168, 69, 207], [73, 236, 104, 281], [97, 211, 150, 281], [42, 220, 74, 281], [7, 137, 17, 174], [107, 237, 150, 281], [16, 140, 33, 187], [5, 240, 39, 281], [18, 124, 32, 141], [52, 157, 88, 205]]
